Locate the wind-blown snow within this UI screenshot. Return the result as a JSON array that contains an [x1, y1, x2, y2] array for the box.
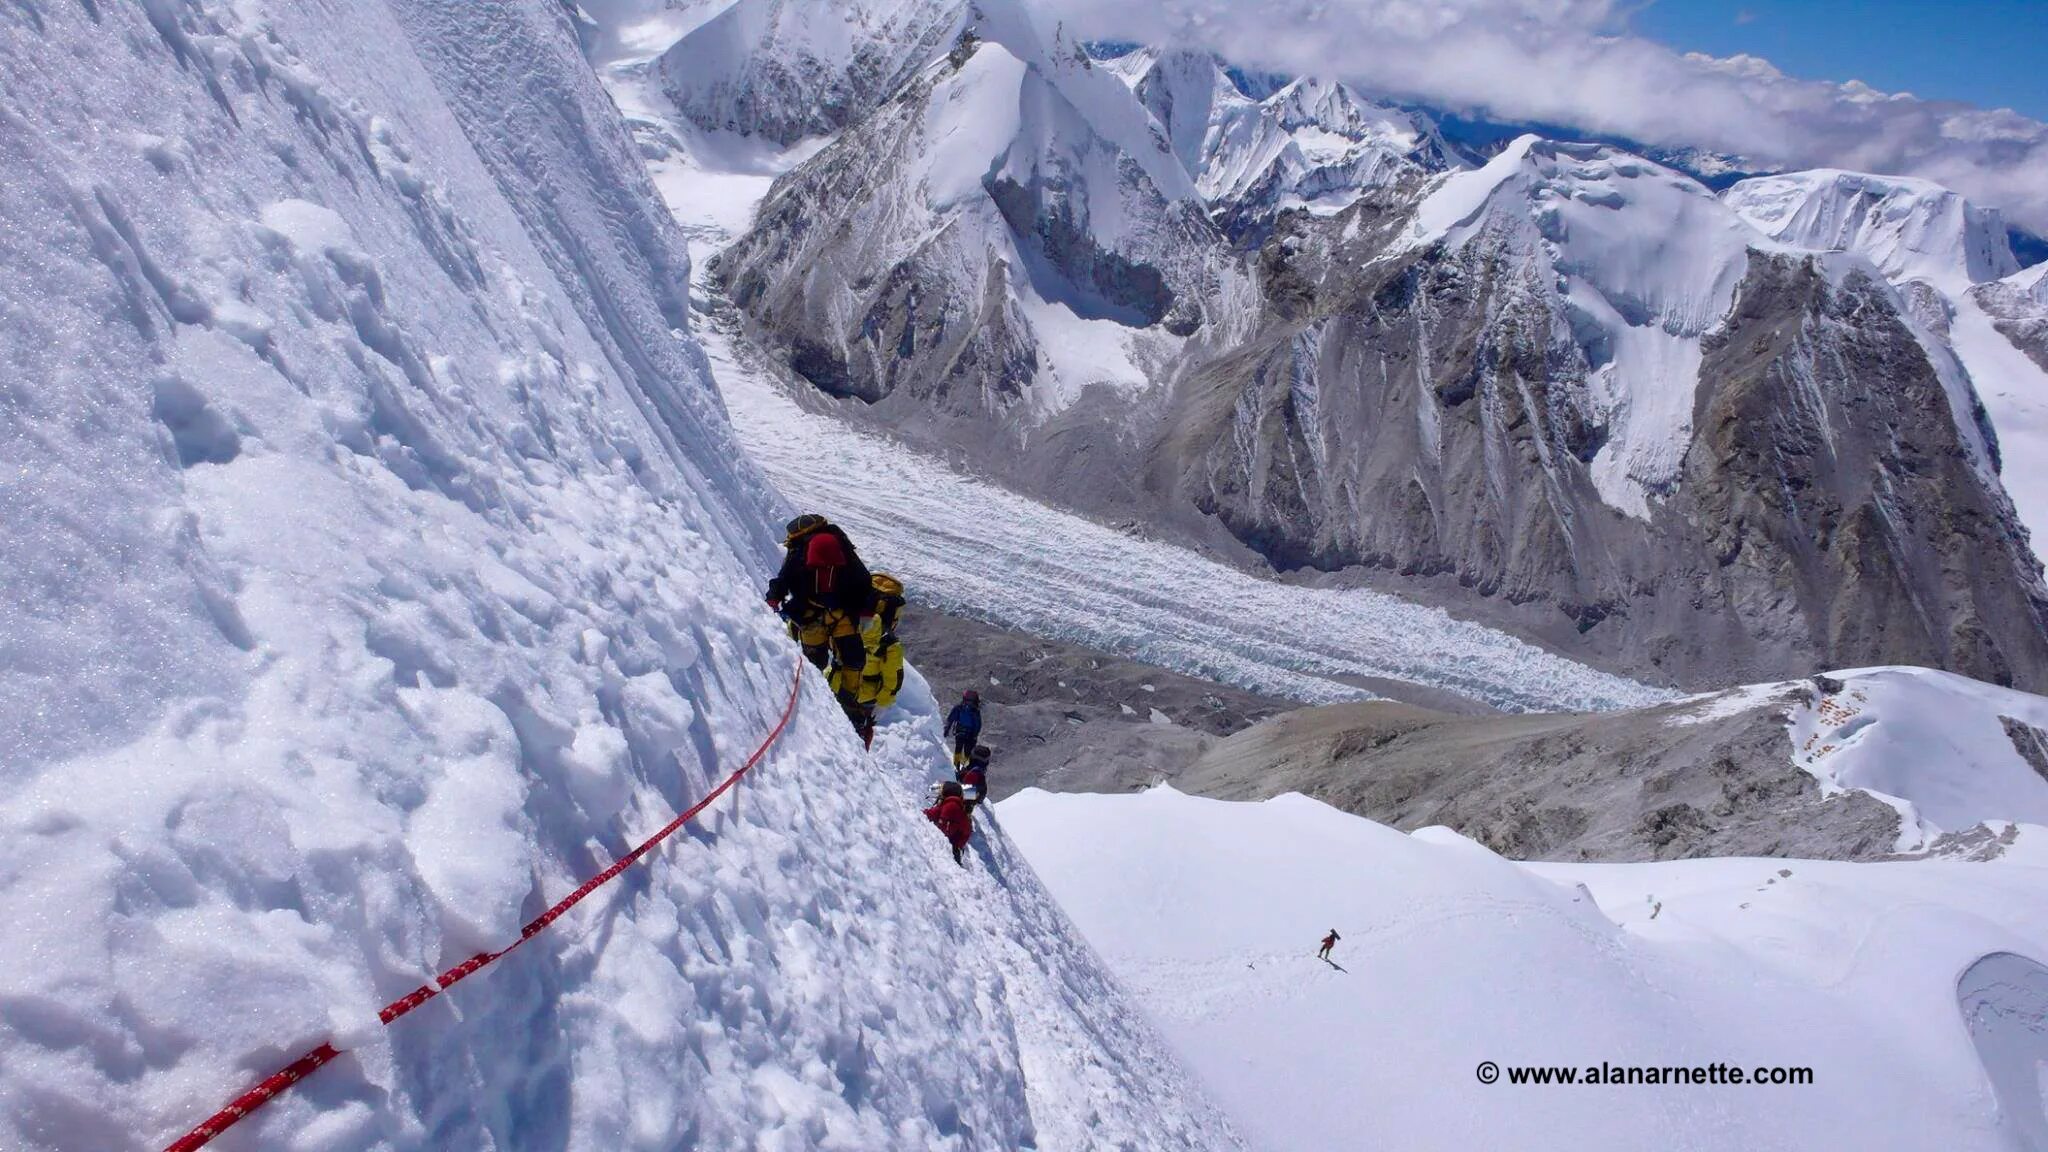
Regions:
[[1002, 785, 2048, 1152], [0, 1, 1240, 1148], [1405, 137, 1758, 519]]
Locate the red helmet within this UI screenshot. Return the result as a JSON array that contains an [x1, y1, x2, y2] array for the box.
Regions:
[[804, 531, 846, 568], [963, 689, 979, 702]]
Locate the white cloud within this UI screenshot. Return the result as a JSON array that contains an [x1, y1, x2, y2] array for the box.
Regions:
[[1032, 0, 2048, 234]]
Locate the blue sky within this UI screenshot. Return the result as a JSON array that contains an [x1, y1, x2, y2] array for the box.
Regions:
[[1632, 0, 2048, 119]]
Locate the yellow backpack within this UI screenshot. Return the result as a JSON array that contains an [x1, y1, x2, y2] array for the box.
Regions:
[[861, 573, 907, 708]]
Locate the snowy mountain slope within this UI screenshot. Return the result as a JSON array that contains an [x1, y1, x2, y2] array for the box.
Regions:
[[0, 1, 1239, 1148], [1002, 786, 2048, 1152], [1938, 257, 2048, 559], [656, 0, 966, 145], [714, 27, 1231, 418], [698, 6, 2048, 690], [1724, 169, 2020, 293], [586, 21, 1665, 717], [1788, 666, 2048, 851], [1108, 47, 1459, 243]]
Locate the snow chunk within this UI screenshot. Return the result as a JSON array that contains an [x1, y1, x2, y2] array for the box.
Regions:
[[257, 198, 357, 254], [398, 687, 533, 946]]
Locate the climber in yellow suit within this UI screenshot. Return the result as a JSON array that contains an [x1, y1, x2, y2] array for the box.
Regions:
[[854, 573, 906, 748]]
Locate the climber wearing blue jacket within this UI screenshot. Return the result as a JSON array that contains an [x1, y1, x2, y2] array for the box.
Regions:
[[943, 689, 982, 768]]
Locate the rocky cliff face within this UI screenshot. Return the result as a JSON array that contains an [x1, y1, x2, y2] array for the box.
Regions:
[[704, 4, 2048, 690], [714, 24, 1232, 425], [1977, 263, 2048, 373], [1162, 236, 2048, 687]]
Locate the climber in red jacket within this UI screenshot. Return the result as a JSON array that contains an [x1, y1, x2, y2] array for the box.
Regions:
[[924, 780, 973, 866]]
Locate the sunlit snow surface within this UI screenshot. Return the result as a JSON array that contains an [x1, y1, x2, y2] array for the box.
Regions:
[[1003, 786, 2048, 1152], [0, 2, 1243, 1149], [1785, 666, 2048, 850]]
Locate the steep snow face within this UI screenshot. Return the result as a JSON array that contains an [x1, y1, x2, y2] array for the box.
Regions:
[[0, 1, 1235, 1148], [1119, 51, 1456, 240], [1725, 169, 2021, 292], [1003, 786, 2048, 1152], [1951, 265, 2048, 558], [1407, 137, 1757, 518], [656, 0, 967, 144], [1790, 667, 2048, 851]]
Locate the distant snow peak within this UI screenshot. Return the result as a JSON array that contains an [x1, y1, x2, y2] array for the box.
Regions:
[[1724, 169, 2021, 292], [1112, 47, 1457, 240], [657, 0, 969, 144], [1409, 137, 1756, 519]]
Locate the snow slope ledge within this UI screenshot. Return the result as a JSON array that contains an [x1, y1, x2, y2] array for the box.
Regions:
[[0, 2, 1233, 1148]]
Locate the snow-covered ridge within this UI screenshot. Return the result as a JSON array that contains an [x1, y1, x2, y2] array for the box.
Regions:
[[0, 1, 1236, 1147], [1109, 48, 1457, 236], [1002, 785, 2048, 1152], [657, 0, 968, 145], [1786, 666, 2048, 850], [1405, 136, 1759, 518], [1725, 168, 2021, 292]]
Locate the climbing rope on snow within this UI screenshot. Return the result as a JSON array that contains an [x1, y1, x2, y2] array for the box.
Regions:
[[160, 653, 807, 1152]]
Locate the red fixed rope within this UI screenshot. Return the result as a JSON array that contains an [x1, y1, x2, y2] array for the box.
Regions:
[[163, 655, 806, 1152]]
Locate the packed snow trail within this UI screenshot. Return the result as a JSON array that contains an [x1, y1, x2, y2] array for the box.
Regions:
[[163, 655, 801, 1151], [1002, 786, 2048, 1152]]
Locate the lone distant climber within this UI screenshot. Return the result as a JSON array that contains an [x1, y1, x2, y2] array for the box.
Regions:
[[924, 780, 973, 865], [1318, 930, 1340, 961], [854, 572, 907, 748], [944, 689, 983, 768], [957, 744, 991, 812], [766, 515, 876, 732]]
